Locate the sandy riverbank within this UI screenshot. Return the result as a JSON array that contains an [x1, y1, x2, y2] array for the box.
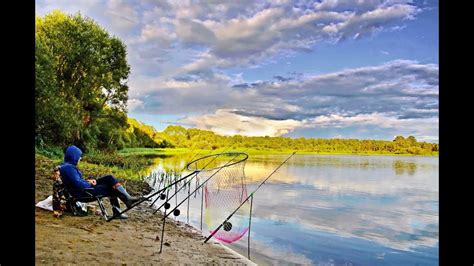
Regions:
[[35, 164, 254, 265]]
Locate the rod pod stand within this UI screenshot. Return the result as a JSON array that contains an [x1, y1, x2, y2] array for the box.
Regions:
[[151, 150, 237, 216], [162, 151, 248, 220], [108, 149, 233, 222], [107, 170, 200, 222]]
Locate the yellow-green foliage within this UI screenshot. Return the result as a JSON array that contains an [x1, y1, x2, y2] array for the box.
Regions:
[[36, 11, 130, 151], [118, 121, 439, 156], [125, 118, 173, 148], [152, 126, 438, 156]]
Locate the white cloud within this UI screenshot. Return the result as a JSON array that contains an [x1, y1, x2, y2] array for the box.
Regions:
[[127, 98, 144, 112], [134, 24, 176, 44], [35, 0, 100, 16], [104, 0, 140, 33], [233, 60, 438, 120], [308, 113, 439, 141], [116, 0, 420, 74], [130, 60, 437, 140], [36, 1, 436, 141], [172, 1, 418, 72], [335, 3, 418, 40], [182, 109, 305, 137], [37, 1, 421, 72], [175, 18, 217, 45], [36, 0, 140, 39]]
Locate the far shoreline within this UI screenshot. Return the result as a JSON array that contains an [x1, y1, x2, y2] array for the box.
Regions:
[[118, 147, 439, 157]]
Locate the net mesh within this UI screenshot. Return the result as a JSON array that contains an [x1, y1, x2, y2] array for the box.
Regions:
[[189, 153, 250, 243]]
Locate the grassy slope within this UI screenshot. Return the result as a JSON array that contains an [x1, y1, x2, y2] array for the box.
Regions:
[[36, 153, 151, 183]]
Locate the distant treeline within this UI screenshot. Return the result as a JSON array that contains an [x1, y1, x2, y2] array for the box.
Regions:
[[134, 125, 438, 155]]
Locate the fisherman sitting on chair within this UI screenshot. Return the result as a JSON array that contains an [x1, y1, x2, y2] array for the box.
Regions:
[[59, 145, 142, 219]]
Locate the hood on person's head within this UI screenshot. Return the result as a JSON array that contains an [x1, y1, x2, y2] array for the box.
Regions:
[[64, 145, 82, 165]]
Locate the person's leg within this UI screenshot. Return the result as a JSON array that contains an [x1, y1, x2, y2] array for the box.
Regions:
[[89, 185, 113, 197], [114, 185, 143, 208], [96, 175, 119, 187], [89, 185, 128, 219], [95, 175, 142, 208], [109, 196, 128, 219]]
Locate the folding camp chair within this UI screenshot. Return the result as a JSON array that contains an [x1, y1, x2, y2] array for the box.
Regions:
[[52, 166, 109, 220], [64, 187, 109, 220]]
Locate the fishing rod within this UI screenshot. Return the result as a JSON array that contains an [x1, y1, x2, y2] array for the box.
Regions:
[[158, 188, 170, 254], [149, 173, 165, 207], [148, 147, 227, 209], [106, 170, 198, 221], [107, 145, 231, 222], [185, 148, 203, 167], [162, 149, 249, 220], [149, 147, 234, 212], [152, 145, 237, 214], [156, 147, 242, 252], [109, 147, 235, 221], [203, 152, 296, 243], [151, 147, 202, 207], [156, 156, 197, 252], [107, 151, 225, 222]]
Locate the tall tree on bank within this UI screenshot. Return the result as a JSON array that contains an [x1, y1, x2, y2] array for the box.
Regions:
[[36, 11, 130, 151]]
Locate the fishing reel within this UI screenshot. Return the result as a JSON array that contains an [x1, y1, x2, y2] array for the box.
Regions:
[[223, 221, 232, 232], [173, 209, 180, 216], [164, 203, 180, 216], [160, 194, 166, 200]]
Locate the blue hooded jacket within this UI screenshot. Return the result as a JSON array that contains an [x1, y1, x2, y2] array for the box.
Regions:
[[59, 145, 92, 191]]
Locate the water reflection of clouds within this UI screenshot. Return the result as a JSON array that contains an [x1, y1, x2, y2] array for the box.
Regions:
[[240, 156, 439, 251], [244, 157, 438, 196], [230, 238, 314, 265], [248, 181, 438, 251], [146, 154, 438, 258]]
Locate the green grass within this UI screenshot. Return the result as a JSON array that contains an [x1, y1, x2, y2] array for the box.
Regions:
[[118, 147, 438, 157], [118, 147, 191, 156], [35, 145, 65, 160], [36, 153, 150, 181], [35, 145, 160, 181], [81, 151, 157, 170]]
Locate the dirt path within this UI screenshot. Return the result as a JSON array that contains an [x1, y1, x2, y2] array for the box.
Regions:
[[35, 161, 254, 265]]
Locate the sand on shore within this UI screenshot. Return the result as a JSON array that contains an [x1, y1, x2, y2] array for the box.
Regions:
[[35, 168, 255, 265]]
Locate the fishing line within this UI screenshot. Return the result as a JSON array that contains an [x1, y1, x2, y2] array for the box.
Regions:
[[162, 149, 249, 220], [151, 147, 235, 214]]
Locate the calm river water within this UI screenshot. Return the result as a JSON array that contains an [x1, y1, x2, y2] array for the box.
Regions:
[[145, 153, 438, 265]]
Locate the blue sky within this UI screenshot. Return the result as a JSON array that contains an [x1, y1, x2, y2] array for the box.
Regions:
[[36, 0, 438, 143]]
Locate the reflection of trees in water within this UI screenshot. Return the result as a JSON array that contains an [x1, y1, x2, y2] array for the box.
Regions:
[[393, 160, 417, 175], [250, 155, 379, 169], [149, 153, 422, 178], [265, 156, 388, 170]]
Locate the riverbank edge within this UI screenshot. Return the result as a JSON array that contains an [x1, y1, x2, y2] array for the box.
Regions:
[[119, 147, 439, 157]]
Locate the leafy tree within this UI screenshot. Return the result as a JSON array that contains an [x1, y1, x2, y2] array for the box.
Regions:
[[407, 136, 417, 145], [35, 26, 82, 147], [393, 136, 406, 143], [36, 11, 130, 151]]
